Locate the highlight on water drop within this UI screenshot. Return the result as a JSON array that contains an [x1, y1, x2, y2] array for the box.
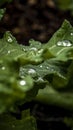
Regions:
[[7, 36, 13, 43], [56, 40, 72, 47]]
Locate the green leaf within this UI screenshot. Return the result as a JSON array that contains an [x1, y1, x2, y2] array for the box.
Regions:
[[0, 110, 37, 130], [0, 20, 73, 114], [44, 20, 73, 61], [35, 20, 73, 110], [0, 32, 47, 64], [0, 31, 50, 113], [19, 59, 67, 89]]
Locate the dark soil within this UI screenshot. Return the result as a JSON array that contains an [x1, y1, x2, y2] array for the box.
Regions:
[[0, 0, 73, 45], [0, 0, 73, 130]]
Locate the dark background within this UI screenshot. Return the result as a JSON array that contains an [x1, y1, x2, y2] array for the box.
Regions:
[[0, 0, 73, 45]]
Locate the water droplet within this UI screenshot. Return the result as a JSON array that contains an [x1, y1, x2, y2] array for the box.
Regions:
[[40, 65, 43, 68], [22, 48, 26, 52], [2, 66, 5, 70], [29, 39, 41, 48], [51, 68, 54, 72], [71, 32, 73, 36], [7, 36, 13, 43], [28, 69, 36, 74], [30, 47, 37, 51], [20, 80, 26, 86], [57, 40, 72, 47], [38, 49, 43, 54], [8, 50, 11, 54]]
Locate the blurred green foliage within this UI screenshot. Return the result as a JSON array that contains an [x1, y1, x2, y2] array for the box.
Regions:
[[54, 0, 73, 14], [0, 0, 13, 6]]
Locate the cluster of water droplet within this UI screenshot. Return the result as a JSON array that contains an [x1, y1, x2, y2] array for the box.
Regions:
[[57, 40, 72, 47]]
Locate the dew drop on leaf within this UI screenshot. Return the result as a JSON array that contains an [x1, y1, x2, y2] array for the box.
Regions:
[[7, 50, 11, 54], [37, 77, 44, 82], [22, 48, 26, 52], [7, 36, 13, 43], [38, 49, 43, 54], [30, 47, 37, 51], [28, 69, 36, 74], [71, 32, 73, 36], [57, 40, 72, 47], [20, 80, 26, 86], [40, 65, 43, 68], [1, 66, 5, 70], [46, 66, 49, 69]]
